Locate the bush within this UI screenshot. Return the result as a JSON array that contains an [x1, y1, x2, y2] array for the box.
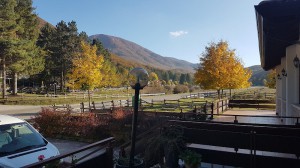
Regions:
[[33, 108, 105, 140], [142, 85, 165, 94], [164, 85, 174, 94], [173, 85, 189, 94]]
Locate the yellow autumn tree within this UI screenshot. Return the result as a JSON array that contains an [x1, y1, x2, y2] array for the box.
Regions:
[[100, 60, 122, 87], [67, 41, 104, 108], [264, 69, 276, 89], [194, 40, 252, 98]]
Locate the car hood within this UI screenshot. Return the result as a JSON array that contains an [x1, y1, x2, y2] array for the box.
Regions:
[[0, 143, 59, 168]]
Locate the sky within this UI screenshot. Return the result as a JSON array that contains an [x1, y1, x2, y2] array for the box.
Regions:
[[32, 0, 262, 67]]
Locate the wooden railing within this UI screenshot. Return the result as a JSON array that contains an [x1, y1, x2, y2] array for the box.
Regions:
[[22, 137, 115, 168], [167, 120, 300, 168]]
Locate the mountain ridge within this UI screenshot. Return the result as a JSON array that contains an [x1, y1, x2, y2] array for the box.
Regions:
[[89, 34, 197, 73]]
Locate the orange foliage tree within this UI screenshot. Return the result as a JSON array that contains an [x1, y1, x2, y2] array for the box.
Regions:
[[194, 40, 252, 98]]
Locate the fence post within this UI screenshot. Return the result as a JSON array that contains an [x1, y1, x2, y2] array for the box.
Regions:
[[217, 101, 219, 114], [102, 101, 105, 109], [221, 100, 223, 112], [119, 100, 122, 107], [126, 99, 129, 107], [151, 99, 154, 107], [80, 102, 84, 113], [92, 101, 95, 110], [140, 98, 142, 107], [265, 92, 267, 99], [111, 100, 114, 109]]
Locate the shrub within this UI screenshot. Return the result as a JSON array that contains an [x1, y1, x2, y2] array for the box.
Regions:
[[33, 108, 103, 140], [142, 85, 165, 94], [173, 85, 189, 94], [164, 85, 174, 94]]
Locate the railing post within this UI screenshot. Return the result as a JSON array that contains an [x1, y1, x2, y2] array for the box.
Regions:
[[180, 109, 183, 119], [296, 117, 300, 126], [106, 142, 114, 168], [210, 103, 214, 119], [234, 115, 238, 123]]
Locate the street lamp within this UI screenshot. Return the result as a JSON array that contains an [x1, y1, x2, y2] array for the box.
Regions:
[[128, 67, 149, 168]]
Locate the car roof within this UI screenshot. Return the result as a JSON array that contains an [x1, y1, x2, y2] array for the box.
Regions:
[[0, 115, 25, 125]]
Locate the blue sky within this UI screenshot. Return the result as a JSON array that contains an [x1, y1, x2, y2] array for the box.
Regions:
[[33, 0, 262, 67]]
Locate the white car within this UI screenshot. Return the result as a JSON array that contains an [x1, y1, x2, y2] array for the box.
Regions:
[[0, 115, 60, 168]]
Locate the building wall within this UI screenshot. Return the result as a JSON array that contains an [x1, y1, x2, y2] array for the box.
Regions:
[[276, 43, 300, 125]]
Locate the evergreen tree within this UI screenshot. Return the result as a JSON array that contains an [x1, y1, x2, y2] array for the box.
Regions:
[[0, 0, 18, 98], [51, 20, 81, 92], [9, 0, 44, 95], [92, 39, 111, 61], [179, 74, 186, 84], [36, 23, 57, 90], [186, 73, 192, 84]]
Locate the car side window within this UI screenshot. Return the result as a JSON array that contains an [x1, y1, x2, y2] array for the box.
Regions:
[[0, 132, 12, 147]]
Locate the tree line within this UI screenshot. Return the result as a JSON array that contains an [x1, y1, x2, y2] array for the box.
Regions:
[[0, 0, 195, 99]]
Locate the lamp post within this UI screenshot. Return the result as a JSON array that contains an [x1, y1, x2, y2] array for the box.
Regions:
[[128, 68, 149, 168]]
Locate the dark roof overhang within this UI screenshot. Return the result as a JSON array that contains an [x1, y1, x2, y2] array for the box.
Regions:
[[255, 0, 300, 70]]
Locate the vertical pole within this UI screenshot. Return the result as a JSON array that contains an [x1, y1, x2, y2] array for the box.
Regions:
[[106, 142, 114, 168], [129, 83, 140, 168], [210, 103, 214, 119]]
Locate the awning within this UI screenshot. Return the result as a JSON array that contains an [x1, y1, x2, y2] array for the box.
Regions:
[[255, 0, 300, 70]]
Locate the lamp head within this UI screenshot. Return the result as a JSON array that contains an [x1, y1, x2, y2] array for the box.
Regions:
[[277, 74, 281, 80], [129, 68, 149, 89], [281, 68, 287, 77], [294, 55, 299, 68]]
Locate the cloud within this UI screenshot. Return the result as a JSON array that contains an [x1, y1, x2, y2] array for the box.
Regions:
[[169, 30, 188, 37]]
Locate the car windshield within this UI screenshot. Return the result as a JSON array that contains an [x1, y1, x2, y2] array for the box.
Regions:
[[0, 122, 47, 157]]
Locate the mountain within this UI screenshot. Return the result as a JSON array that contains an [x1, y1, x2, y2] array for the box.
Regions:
[[248, 65, 269, 86], [89, 34, 197, 73], [37, 17, 54, 29]]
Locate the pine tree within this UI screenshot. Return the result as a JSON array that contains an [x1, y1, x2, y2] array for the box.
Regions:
[[51, 20, 81, 92], [0, 0, 18, 98], [179, 74, 186, 84], [9, 0, 44, 95], [36, 23, 57, 90]]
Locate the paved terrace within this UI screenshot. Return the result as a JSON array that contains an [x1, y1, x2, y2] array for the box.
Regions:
[[212, 109, 284, 125]]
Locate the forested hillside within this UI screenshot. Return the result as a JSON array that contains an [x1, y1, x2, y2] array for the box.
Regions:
[[248, 65, 269, 86]]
